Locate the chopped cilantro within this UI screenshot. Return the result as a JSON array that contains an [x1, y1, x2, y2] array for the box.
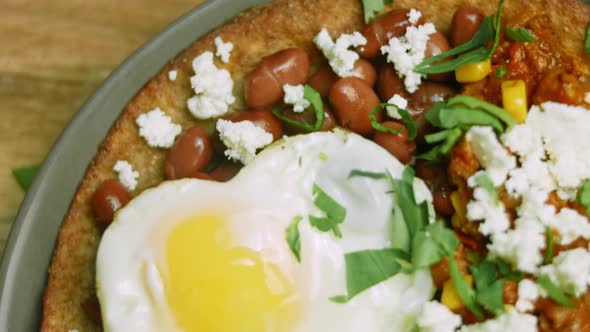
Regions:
[[286, 216, 303, 262], [308, 184, 346, 238], [12, 164, 40, 191], [361, 0, 394, 23], [505, 27, 537, 42], [545, 227, 554, 264], [272, 85, 324, 132], [369, 103, 417, 140], [348, 169, 387, 180], [578, 180, 590, 216], [494, 66, 508, 79], [449, 255, 485, 319], [586, 22, 590, 54], [537, 275, 575, 307]]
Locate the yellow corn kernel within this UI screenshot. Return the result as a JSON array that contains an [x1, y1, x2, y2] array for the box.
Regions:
[[451, 191, 467, 223], [502, 80, 528, 123], [455, 59, 492, 83], [442, 275, 474, 311], [504, 304, 516, 312]]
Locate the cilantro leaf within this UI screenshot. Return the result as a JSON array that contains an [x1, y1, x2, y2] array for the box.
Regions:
[[331, 248, 404, 302], [369, 103, 417, 140], [537, 275, 575, 308], [12, 164, 40, 191], [389, 168, 429, 238], [449, 255, 485, 319], [586, 22, 590, 55], [545, 227, 554, 264], [348, 169, 387, 180], [272, 85, 325, 132], [426, 221, 459, 256], [362, 0, 394, 23], [309, 184, 346, 238], [494, 66, 508, 79], [446, 95, 517, 129], [578, 180, 590, 216], [286, 216, 303, 262], [414, 0, 505, 74], [411, 231, 445, 268], [476, 279, 506, 315], [496, 259, 524, 281], [505, 27, 537, 42]]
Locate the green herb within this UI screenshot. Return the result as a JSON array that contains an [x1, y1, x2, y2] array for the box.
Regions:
[[330, 248, 403, 302], [361, 0, 394, 23], [471, 260, 505, 315], [418, 128, 463, 161], [369, 103, 417, 140], [308, 184, 346, 238], [495, 259, 524, 281], [319, 152, 329, 161], [286, 216, 303, 262], [272, 85, 325, 132], [389, 168, 429, 238], [348, 169, 387, 180], [545, 227, 554, 265], [411, 222, 459, 269], [537, 275, 575, 307], [449, 255, 485, 319], [578, 180, 590, 216], [12, 164, 40, 191], [494, 66, 508, 79], [586, 22, 590, 54], [473, 172, 499, 203], [414, 0, 505, 74], [426, 221, 459, 256], [446, 95, 517, 129], [506, 27, 537, 42]]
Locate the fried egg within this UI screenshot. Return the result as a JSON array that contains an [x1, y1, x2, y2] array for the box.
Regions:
[[96, 129, 434, 332]]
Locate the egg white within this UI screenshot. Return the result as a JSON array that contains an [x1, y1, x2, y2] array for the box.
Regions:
[[96, 129, 435, 332]]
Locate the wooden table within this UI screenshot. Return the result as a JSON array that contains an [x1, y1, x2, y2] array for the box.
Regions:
[[0, 0, 206, 255]]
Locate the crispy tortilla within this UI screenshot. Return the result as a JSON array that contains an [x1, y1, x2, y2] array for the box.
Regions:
[[40, 0, 590, 331]]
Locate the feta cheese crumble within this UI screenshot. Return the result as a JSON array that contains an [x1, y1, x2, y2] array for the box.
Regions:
[[381, 20, 435, 93], [313, 28, 367, 77], [216, 119, 273, 165], [515, 279, 541, 313], [467, 171, 510, 236], [168, 70, 177, 81], [187, 51, 235, 119], [214, 36, 233, 63], [417, 301, 462, 332], [488, 218, 546, 274], [136, 108, 182, 148], [283, 84, 310, 113], [459, 311, 537, 332], [545, 208, 590, 245], [466, 126, 517, 187], [539, 248, 590, 296], [113, 160, 139, 191], [386, 94, 409, 119], [407, 8, 422, 24]]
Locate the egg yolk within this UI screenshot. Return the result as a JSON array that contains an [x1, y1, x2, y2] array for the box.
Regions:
[[165, 214, 300, 332]]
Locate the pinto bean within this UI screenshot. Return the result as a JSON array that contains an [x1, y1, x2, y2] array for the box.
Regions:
[[373, 121, 416, 164], [165, 127, 213, 180], [244, 48, 310, 108], [209, 161, 243, 182], [409, 82, 456, 113], [359, 9, 425, 58], [352, 59, 377, 87], [308, 67, 338, 98], [450, 6, 485, 47], [92, 180, 132, 225], [377, 65, 408, 101], [329, 77, 381, 136]]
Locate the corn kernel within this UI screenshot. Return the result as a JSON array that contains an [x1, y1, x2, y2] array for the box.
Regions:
[[455, 59, 491, 83], [442, 275, 474, 311], [502, 80, 528, 123]]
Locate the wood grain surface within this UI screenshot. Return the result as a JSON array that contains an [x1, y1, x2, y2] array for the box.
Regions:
[[0, 0, 206, 255]]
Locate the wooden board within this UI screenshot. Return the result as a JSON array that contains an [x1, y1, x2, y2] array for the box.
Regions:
[[0, 0, 206, 255]]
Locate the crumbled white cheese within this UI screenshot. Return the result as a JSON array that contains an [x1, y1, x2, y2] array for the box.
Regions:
[[283, 84, 310, 113], [187, 51, 235, 119], [135, 108, 182, 148], [459, 311, 538, 332], [515, 279, 541, 313], [501, 124, 544, 161], [417, 301, 462, 332], [313, 28, 367, 77], [216, 119, 273, 165], [381, 22, 435, 93], [545, 208, 590, 245], [407, 8, 423, 25], [386, 94, 409, 119], [505, 158, 555, 198], [528, 102, 590, 197], [168, 70, 177, 81], [584, 92, 590, 104], [488, 218, 546, 274], [467, 171, 510, 236], [466, 126, 517, 187], [539, 248, 590, 296], [214, 36, 233, 63], [113, 160, 139, 191]]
